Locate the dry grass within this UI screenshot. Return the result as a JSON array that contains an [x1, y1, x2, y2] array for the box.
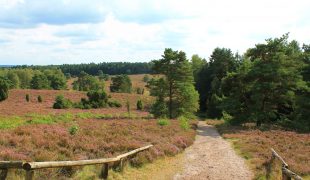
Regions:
[[215, 123, 310, 179]]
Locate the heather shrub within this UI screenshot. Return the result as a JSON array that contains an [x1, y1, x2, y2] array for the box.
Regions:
[[178, 116, 189, 130], [25, 94, 30, 102], [53, 95, 73, 109], [157, 118, 170, 126], [37, 95, 43, 103]]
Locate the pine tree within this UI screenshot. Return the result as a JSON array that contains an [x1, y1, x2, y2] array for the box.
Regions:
[[151, 48, 199, 118]]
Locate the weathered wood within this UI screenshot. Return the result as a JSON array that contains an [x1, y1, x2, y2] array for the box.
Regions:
[[116, 145, 153, 159], [0, 169, 8, 180], [271, 148, 288, 168], [100, 163, 109, 180], [282, 167, 303, 180], [25, 170, 34, 180], [0, 161, 23, 169], [23, 157, 119, 170], [23, 145, 153, 170]]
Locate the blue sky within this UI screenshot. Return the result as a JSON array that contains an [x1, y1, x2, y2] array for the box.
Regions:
[[0, 0, 309, 65]]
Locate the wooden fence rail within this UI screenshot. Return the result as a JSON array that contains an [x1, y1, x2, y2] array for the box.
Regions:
[[0, 144, 153, 180], [271, 148, 303, 180]]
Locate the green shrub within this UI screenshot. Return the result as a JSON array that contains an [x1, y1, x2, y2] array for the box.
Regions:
[[110, 75, 132, 93], [53, 95, 72, 109], [136, 87, 144, 94], [157, 118, 170, 126], [137, 99, 143, 110], [69, 125, 79, 135], [178, 116, 189, 130], [37, 95, 43, 103], [25, 94, 30, 102], [143, 75, 150, 82], [0, 77, 9, 102], [126, 100, 130, 114], [108, 100, 122, 108]]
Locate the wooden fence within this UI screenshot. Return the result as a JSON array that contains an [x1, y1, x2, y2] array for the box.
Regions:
[[271, 148, 303, 180], [0, 144, 153, 180]]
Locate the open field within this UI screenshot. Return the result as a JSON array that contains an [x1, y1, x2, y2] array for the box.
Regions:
[[206, 120, 310, 179]]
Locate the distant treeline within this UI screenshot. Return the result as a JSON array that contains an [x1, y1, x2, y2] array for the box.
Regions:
[[13, 62, 153, 76]]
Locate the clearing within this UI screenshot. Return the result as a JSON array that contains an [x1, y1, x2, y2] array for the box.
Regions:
[[174, 121, 253, 180]]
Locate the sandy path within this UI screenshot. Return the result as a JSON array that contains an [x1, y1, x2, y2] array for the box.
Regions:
[[174, 121, 253, 180]]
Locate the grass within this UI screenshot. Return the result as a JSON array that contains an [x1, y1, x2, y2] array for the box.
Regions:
[[157, 118, 170, 126], [211, 121, 310, 179], [0, 112, 148, 130], [73, 153, 185, 180]]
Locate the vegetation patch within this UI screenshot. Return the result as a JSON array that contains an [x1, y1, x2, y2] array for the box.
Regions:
[[0, 119, 196, 179], [214, 122, 310, 179]]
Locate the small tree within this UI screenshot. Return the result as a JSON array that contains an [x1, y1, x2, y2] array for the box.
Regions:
[[31, 73, 50, 89], [26, 94, 30, 102], [0, 77, 9, 102], [137, 99, 143, 110], [37, 95, 43, 103], [143, 75, 150, 82], [126, 100, 131, 115], [110, 75, 132, 93]]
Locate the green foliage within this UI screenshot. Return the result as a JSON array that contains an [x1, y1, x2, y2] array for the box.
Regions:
[[178, 116, 190, 130], [126, 100, 130, 114], [44, 69, 67, 90], [136, 87, 144, 94], [31, 73, 50, 89], [150, 98, 168, 118], [73, 71, 104, 91], [37, 95, 42, 103], [0, 77, 9, 101], [98, 70, 109, 81], [53, 95, 73, 109], [151, 48, 199, 118], [25, 94, 30, 102], [157, 118, 170, 126], [136, 99, 143, 110], [7, 71, 20, 89], [110, 74, 132, 93], [81, 90, 109, 108], [69, 125, 79, 135], [143, 74, 150, 82], [108, 100, 122, 108]]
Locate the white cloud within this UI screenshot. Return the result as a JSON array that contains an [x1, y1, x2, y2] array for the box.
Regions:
[[0, 0, 309, 64]]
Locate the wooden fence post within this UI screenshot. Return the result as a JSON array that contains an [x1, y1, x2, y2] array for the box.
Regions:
[[25, 170, 34, 180], [100, 163, 109, 180], [0, 169, 8, 180]]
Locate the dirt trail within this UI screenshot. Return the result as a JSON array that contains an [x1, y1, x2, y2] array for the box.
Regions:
[[174, 121, 253, 180]]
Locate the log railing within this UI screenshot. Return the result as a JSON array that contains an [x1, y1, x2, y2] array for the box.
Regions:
[[271, 148, 303, 180], [0, 144, 153, 180]]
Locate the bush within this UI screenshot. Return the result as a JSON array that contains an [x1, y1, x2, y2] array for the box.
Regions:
[[25, 94, 30, 102], [69, 125, 79, 135], [110, 75, 132, 93], [136, 87, 144, 94], [126, 100, 130, 114], [37, 95, 43, 103], [137, 99, 143, 110], [73, 71, 104, 91], [143, 74, 150, 82], [0, 77, 9, 102], [53, 95, 72, 109], [178, 116, 190, 130], [157, 118, 170, 126], [108, 100, 122, 108], [31, 73, 50, 89]]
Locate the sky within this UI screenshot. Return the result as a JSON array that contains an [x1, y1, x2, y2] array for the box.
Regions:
[[0, 0, 309, 65]]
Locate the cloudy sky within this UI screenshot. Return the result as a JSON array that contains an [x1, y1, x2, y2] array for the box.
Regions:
[[0, 0, 309, 65]]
